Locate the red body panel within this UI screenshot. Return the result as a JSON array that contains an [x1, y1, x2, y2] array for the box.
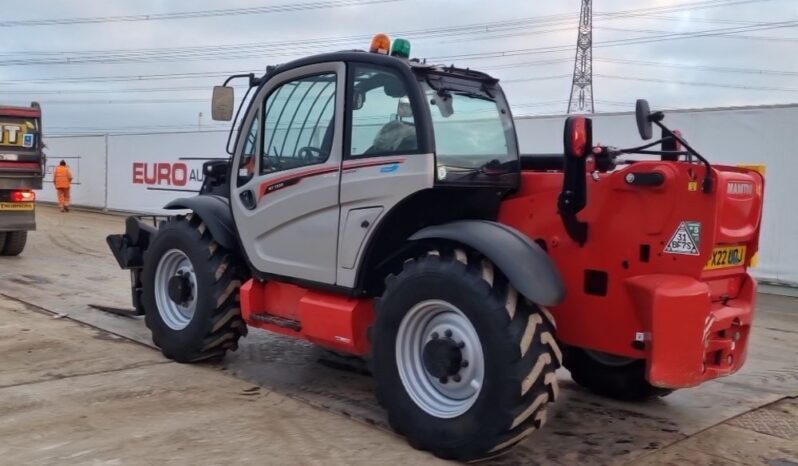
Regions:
[[0, 106, 40, 119], [240, 279, 374, 355], [498, 161, 764, 388]]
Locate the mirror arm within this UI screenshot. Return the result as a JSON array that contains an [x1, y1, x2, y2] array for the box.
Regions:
[[633, 150, 690, 156], [225, 86, 255, 156], [224, 73, 256, 87], [619, 138, 668, 153], [653, 120, 714, 193]]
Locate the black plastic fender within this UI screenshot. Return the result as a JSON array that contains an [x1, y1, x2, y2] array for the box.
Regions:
[[164, 195, 237, 250], [409, 220, 566, 307]]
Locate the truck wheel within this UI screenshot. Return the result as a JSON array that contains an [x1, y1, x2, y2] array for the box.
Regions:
[[372, 249, 561, 462], [141, 215, 247, 363], [564, 347, 673, 400], [1, 231, 28, 256]]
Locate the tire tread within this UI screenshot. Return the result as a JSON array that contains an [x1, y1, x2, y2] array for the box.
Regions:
[[374, 247, 561, 462]]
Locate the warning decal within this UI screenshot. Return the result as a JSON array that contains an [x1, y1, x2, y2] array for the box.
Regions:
[[664, 221, 701, 255]]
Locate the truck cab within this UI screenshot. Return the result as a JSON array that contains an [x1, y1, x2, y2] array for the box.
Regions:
[[0, 103, 43, 256]]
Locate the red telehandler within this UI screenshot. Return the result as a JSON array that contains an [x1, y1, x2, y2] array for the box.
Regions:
[[107, 35, 764, 462]]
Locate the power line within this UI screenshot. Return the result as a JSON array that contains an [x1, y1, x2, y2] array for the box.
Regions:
[[0, 0, 783, 67], [5, 98, 209, 105], [596, 25, 798, 43], [0, 0, 402, 28], [427, 19, 798, 62], [594, 57, 798, 77], [594, 73, 798, 92]]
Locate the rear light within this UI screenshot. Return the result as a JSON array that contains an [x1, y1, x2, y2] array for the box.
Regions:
[[11, 190, 35, 202], [566, 116, 589, 158]]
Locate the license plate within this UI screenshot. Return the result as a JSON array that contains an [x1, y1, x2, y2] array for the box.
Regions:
[[0, 202, 33, 211], [705, 245, 747, 270]]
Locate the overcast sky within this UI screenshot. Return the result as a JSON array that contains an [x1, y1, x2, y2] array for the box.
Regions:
[[0, 0, 796, 136]]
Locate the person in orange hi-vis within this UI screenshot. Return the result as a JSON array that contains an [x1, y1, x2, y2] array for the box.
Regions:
[[53, 160, 73, 212]]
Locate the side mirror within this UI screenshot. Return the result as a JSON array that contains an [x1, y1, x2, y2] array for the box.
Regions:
[[212, 86, 235, 121], [352, 89, 366, 110], [635, 99, 653, 140], [432, 90, 454, 118]]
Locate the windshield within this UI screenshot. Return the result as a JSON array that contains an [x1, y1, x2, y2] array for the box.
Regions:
[[422, 82, 517, 181]]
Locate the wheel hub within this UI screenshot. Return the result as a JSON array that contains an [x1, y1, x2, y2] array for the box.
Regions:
[[154, 249, 197, 331], [395, 299, 485, 418], [167, 273, 193, 304], [422, 336, 463, 380]]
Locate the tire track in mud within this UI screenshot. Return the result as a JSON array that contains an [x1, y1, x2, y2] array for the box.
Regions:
[[46, 232, 106, 259], [0, 292, 690, 466]]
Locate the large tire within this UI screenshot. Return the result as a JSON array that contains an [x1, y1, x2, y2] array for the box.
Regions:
[[1, 231, 27, 256], [564, 347, 673, 401], [141, 215, 247, 363], [372, 248, 561, 462]]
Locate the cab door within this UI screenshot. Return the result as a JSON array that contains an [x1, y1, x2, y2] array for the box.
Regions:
[[230, 62, 345, 284], [336, 63, 435, 287]]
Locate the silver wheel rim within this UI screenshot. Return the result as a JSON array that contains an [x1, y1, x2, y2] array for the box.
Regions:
[[585, 349, 636, 367], [154, 249, 197, 331], [396, 299, 485, 418]]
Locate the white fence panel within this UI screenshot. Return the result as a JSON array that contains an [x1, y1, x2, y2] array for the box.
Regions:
[[38, 104, 798, 286], [106, 131, 229, 213], [40, 135, 106, 209]]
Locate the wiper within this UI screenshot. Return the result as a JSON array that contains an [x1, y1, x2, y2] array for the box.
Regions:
[[441, 159, 511, 178], [454, 91, 494, 102]]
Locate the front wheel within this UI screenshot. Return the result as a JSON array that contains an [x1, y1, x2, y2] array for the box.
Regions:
[[372, 249, 561, 462], [141, 215, 247, 363], [564, 347, 673, 400]]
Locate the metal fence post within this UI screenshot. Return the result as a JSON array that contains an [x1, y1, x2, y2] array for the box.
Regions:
[[103, 133, 109, 212]]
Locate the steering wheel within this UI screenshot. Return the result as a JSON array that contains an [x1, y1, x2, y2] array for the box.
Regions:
[[298, 146, 323, 162]]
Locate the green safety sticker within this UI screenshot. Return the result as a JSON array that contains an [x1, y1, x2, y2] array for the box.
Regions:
[[664, 221, 701, 256]]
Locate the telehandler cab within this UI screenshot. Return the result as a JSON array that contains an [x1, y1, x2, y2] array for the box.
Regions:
[[108, 35, 765, 461]]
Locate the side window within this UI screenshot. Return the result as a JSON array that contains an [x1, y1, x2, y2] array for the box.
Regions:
[[349, 65, 418, 158], [260, 73, 337, 174], [237, 113, 259, 186]]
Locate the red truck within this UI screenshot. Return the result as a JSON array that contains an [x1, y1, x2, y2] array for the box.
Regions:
[[0, 103, 43, 256]]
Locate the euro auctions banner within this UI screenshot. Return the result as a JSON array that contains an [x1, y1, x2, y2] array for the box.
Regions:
[[106, 131, 229, 213]]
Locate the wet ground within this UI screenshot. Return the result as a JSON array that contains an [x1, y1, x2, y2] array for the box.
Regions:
[[1, 205, 796, 465]]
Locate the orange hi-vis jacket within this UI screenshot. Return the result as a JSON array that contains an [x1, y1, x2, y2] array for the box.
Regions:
[[54, 165, 73, 189]]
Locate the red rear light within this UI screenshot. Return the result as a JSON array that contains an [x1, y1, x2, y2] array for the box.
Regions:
[[571, 117, 588, 157], [11, 190, 35, 202]]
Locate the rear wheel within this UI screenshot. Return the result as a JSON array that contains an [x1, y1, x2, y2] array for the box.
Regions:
[[141, 215, 247, 363], [373, 248, 561, 462], [1, 231, 28, 256], [564, 347, 673, 400]]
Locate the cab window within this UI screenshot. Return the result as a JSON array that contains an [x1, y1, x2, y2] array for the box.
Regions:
[[260, 73, 337, 174], [237, 113, 259, 186], [348, 65, 418, 158]]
